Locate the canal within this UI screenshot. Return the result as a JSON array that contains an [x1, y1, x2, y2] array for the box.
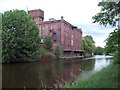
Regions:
[[2, 55, 113, 88]]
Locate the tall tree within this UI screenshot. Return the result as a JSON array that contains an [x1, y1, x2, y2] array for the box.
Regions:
[[2, 10, 40, 63], [82, 35, 96, 56], [92, 1, 120, 63], [94, 46, 104, 55], [104, 29, 118, 54]]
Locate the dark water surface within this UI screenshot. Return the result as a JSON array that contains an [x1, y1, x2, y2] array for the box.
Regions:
[[2, 55, 113, 88]]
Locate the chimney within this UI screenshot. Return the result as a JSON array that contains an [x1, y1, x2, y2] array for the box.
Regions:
[[61, 16, 64, 20]]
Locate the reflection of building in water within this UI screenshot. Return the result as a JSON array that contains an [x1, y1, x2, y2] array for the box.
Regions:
[[28, 9, 84, 57], [45, 59, 83, 86]]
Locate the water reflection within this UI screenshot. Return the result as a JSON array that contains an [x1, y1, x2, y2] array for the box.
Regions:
[[94, 55, 113, 71], [2, 55, 113, 88]]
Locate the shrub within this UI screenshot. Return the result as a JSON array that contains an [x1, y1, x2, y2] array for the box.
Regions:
[[43, 36, 52, 51], [38, 48, 52, 56], [54, 44, 62, 59]]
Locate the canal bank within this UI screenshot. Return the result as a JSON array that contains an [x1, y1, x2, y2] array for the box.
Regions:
[[63, 63, 119, 88]]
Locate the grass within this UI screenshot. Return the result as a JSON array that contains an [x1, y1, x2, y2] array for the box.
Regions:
[[63, 64, 119, 88]]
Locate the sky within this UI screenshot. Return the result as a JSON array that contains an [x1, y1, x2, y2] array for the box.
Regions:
[[0, 0, 115, 47]]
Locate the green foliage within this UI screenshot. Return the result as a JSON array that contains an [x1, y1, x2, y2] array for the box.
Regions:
[[2, 10, 40, 63], [43, 36, 52, 51], [54, 44, 61, 59], [92, 1, 120, 63], [94, 46, 104, 55], [113, 51, 118, 64], [38, 48, 53, 56], [82, 35, 96, 56], [64, 64, 118, 88], [92, 1, 120, 26], [104, 29, 118, 55]]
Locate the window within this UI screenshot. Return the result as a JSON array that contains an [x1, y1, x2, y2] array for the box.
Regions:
[[53, 32, 56, 34], [49, 30, 52, 32], [71, 39, 73, 46], [42, 25, 45, 30], [51, 25, 53, 30], [66, 32, 67, 36], [72, 35, 73, 38], [53, 40, 56, 42]]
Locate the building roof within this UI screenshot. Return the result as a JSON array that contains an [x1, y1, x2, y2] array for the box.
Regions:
[[39, 19, 82, 32], [28, 9, 44, 13]]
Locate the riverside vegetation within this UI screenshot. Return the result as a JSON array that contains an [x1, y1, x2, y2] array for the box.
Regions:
[[63, 63, 118, 88], [92, 1, 120, 64], [2, 10, 40, 63], [63, 1, 120, 88]]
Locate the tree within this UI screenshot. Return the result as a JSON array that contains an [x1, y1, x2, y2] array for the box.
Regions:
[[82, 35, 96, 56], [92, 1, 120, 63], [92, 1, 120, 26], [2, 10, 40, 63], [43, 35, 52, 51], [94, 46, 104, 55], [104, 29, 118, 55]]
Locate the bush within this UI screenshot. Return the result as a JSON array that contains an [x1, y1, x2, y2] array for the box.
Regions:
[[38, 48, 52, 56], [43, 36, 52, 51], [54, 44, 62, 59]]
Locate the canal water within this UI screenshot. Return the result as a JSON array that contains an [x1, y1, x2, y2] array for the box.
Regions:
[[2, 55, 113, 88]]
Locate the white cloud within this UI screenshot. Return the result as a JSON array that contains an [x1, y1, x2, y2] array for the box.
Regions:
[[81, 24, 115, 47], [0, 0, 100, 23]]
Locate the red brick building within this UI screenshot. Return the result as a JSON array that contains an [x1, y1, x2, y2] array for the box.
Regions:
[[28, 9, 84, 57]]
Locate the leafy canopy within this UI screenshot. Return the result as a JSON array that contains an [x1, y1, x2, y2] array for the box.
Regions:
[[92, 1, 120, 26], [92, 1, 120, 63], [82, 35, 96, 56], [94, 46, 104, 55], [104, 29, 118, 54], [2, 10, 40, 62]]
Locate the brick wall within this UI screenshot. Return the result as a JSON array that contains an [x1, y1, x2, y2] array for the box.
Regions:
[[28, 9, 82, 53]]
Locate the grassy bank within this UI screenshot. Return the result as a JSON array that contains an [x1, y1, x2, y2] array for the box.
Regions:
[[64, 64, 119, 88]]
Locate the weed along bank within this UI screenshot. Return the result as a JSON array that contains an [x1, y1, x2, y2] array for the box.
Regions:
[[28, 9, 84, 59]]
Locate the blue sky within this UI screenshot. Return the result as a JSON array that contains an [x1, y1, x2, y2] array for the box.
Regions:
[[0, 0, 115, 47]]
